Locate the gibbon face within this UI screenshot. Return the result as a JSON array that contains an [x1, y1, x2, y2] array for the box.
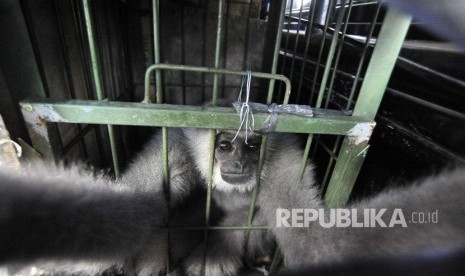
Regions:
[[213, 131, 261, 189]]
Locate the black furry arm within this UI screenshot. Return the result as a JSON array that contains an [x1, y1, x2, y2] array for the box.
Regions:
[[0, 166, 167, 264]]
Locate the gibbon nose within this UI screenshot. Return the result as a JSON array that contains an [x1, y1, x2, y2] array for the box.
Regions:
[[233, 161, 244, 172]]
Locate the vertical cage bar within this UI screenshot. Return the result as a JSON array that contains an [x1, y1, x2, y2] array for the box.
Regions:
[[221, 0, 230, 98], [211, 0, 224, 106], [309, 0, 334, 105], [269, 247, 284, 273], [151, 0, 170, 273], [321, 135, 341, 190], [299, 134, 313, 177], [103, 6, 116, 101], [247, 134, 268, 225], [241, 1, 252, 70], [266, 0, 287, 103], [83, 0, 104, 100], [152, 0, 163, 103], [295, 0, 317, 102], [315, 0, 346, 108], [206, 0, 224, 226], [325, 8, 412, 207], [255, 1, 287, 269], [151, 0, 169, 190], [72, 0, 107, 166], [54, 0, 88, 158], [324, 0, 352, 108], [82, 0, 120, 177], [346, 1, 381, 110], [204, 1, 224, 274], [288, 0, 305, 82], [352, 9, 411, 118], [161, 126, 169, 198], [318, 1, 353, 191], [277, 0, 294, 100], [249, 0, 287, 223], [309, 0, 351, 183], [201, 0, 209, 103], [300, 0, 340, 178], [180, 6, 186, 104]]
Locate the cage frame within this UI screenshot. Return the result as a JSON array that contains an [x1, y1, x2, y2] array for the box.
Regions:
[[17, 0, 412, 273]]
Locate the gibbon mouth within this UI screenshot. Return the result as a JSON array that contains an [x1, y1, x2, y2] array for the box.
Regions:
[[221, 172, 253, 184]]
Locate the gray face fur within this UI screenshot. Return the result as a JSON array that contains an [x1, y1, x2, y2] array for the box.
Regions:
[[214, 132, 261, 185], [184, 129, 263, 193]]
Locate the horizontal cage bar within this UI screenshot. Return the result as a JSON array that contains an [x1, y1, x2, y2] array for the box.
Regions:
[[20, 99, 375, 136], [143, 63, 293, 104]]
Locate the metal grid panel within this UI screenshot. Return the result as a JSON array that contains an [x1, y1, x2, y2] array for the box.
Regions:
[[18, 0, 411, 273]]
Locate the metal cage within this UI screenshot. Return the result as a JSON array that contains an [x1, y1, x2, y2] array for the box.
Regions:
[[3, 0, 412, 273]]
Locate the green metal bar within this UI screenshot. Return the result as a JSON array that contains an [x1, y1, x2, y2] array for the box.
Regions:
[[246, 135, 268, 226], [267, 0, 287, 103], [105, 126, 119, 177], [247, 74, 294, 226], [206, 0, 225, 226], [143, 64, 291, 104], [107, 124, 120, 176], [55, 0, 88, 159], [220, 1, 228, 99], [205, 130, 216, 226], [288, 0, 305, 82], [211, 0, 224, 106], [310, 1, 352, 188], [301, 0, 346, 179], [82, 0, 120, 178], [325, 8, 412, 207], [204, 2, 225, 274], [151, 1, 170, 272], [299, 134, 313, 177], [315, 0, 346, 108], [295, 0, 317, 102], [352, 10, 411, 118], [324, 137, 370, 206], [19, 100, 373, 135], [82, 0, 104, 100], [325, 0, 353, 108], [150, 0, 163, 104], [300, 0, 344, 182], [321, 135, 342, 191], [241, 1, 252, 72], [151, 0, 169, 203], [309, 0, 334, 104], [277, 0, 294, 99], [162, 125, 170, 274], [269, 248, 284, 274], [162, 127, 169, 194], [246, 2, 285, 266], [346, 1, 381, 110], [247, 59, 291, 264]]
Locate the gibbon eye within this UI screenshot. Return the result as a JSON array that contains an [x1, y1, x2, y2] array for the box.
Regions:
[[218, 141, 232, 151], [247, 143, 260, 151]]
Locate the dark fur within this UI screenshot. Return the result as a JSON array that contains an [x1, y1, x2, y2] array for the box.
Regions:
[[0, 164, 167, 274]]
